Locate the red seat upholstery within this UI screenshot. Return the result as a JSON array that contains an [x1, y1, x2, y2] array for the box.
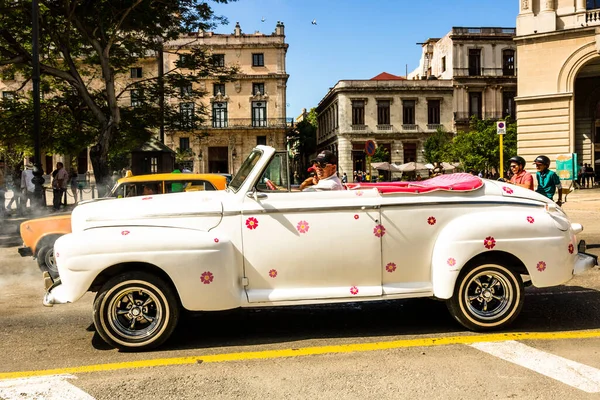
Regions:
[[345, 173, 483, 194]]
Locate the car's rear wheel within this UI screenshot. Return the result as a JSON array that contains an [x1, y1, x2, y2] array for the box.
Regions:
[[447, 263, 524, 331], [93, 272, 179, 351], [36, 245, 58, 279]]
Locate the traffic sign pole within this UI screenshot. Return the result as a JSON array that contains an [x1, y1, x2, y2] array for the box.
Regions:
[[496, 121, 506, 179]]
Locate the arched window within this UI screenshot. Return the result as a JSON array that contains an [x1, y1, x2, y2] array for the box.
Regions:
[[503, 49, 515, 76], [587, 0, 600, 10]]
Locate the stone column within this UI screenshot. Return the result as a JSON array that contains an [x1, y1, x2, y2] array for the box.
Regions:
[[337, 136, 353, 178], [541, 0, 556, 11], [520, 0, 533, 14], [576, 0, 586, 12]]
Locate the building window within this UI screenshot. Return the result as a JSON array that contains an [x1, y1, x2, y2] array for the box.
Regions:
[[252, 101, 267, 127], [213, 83, 225, 96], [402, 100, 415, 125], [150, 157, 158, 174], [130, 67, 142, 78], [252, 82, 265, 96], [178, 54, 192, 67], [427, 100, 441, 124], [377, 100, 390, 125], [180, 102, 195, 129], [212, 102, 228, 128], [181, 84, 192, 96], [468, 49, 481, 76], [502, 50, 515, 76], [2, 91, 15, 100], [503, 92, 516, 119], [403, 143, 417, 163], [441, 56, 446, 73], [212, 54, 225, 67], [130, 89, 143, 107], [257, 135, 267, 146], [252, 53, 264, 67], [179, 137, 190, 151], [469, 92, 482, 119], [351, 100, 365, 125], [587, 0, 600, 9]]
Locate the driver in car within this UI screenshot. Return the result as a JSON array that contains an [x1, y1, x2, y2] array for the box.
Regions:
[[301, 150, 343, 191]]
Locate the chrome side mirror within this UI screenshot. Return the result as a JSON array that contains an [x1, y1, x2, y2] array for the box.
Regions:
[[246, 191, 267, 200]]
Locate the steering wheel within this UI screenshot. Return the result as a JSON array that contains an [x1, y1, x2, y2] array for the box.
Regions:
[[265, 179, 277, 191]]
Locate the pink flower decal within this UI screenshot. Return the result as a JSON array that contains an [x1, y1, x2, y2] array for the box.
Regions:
[[527, 216, 534, 224], [121, 230, 130, 236], [385, 262, 397, 273], [447, 258, 456, 267], [427, 216, 436, 226], [269, 269, 278, 278], [502, 186, 514, 195], [484, 236, 496, 249], [354, 214, 359, 220], [200, 271, 214, 284], [374, 224, 386, 237], [350, 286, 359, 295], [568, 243, 574, 254], [355, 190, 363, 197], [214, 238, 219, 243], [246, 217, 259, 230], [536, 261, 547, 272], [297, 220, 310, 234], [142, 196, 153, 200]]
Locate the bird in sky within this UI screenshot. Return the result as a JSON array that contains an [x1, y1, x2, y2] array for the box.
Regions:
[[311, 19, 317, 25], [261, 16, 265, 22]]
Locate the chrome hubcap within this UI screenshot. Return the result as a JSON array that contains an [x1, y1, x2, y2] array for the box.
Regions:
[[464, 272, 512, 320], [108, 287, 163, 340]]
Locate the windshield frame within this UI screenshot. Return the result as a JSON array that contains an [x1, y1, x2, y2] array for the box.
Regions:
[[228, 149, 264, 193]]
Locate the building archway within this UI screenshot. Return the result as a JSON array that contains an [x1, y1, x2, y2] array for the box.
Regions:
[[574, 56, 600, 166]]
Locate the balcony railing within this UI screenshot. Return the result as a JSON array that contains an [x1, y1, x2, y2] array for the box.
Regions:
[[201, 118, 291, 129], [454, 112, 513, 121], [376, 124, 393, 131], [351, 124, 367, 131], [402, 124, 418, 131], [587, 8, 600, 23], [427, 124, 443, 131]]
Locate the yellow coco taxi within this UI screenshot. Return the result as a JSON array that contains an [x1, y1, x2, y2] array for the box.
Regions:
[[19, 173, 226, 278]]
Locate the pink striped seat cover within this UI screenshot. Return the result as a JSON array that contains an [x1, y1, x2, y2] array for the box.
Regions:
[[345, 173, 483, 194]]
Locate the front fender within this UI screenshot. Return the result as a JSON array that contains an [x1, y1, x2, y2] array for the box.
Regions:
[[431, 208, 574, 299], [54, 226, 241, 310]]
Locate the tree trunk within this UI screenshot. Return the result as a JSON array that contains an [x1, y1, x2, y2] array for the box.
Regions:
[[90, 122, 115, 197]]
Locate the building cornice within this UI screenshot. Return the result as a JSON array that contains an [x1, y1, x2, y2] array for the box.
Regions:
[[514, 92, 573, 103], [514, 27, 596, 45]]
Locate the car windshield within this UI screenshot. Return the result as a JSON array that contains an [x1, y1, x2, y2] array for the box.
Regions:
[[229, 149, 263, 192]]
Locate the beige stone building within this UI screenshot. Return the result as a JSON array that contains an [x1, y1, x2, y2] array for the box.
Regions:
[[0, 22, 289, 176], [315, 74, 454, 177], [165, 22, 289, 174], [516, 0, 600, 167], [410, 27, 517, 132]]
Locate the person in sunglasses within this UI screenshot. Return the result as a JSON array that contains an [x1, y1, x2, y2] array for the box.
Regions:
[[301, 150, 343, 191], [507, 156, 534, 190]]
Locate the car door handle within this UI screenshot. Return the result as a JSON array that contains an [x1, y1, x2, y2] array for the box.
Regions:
[[246, 192, 268, 200]]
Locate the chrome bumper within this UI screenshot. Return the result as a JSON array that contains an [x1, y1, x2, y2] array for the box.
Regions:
[[42, 273, 69, 307]]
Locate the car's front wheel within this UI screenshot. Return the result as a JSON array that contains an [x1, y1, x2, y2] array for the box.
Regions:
[[447, 263, 524, 331], [93, 272, 180, 351]]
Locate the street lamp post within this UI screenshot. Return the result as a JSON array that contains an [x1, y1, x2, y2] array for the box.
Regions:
[[31, 0, 45, 208]]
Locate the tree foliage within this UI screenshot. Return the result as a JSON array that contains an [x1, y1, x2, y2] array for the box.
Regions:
[[288, 108, 317, 174], [423, 128, 452, 164], [0, 0, 237, 189], [371, 145, 389, 163]]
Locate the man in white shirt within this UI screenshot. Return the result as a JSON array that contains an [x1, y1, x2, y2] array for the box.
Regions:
[[52, 162, 69, 210], [302, 150, 343, 191], [21, 163, 35, 208]]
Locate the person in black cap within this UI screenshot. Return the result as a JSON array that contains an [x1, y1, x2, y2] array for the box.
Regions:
[[534, 155, 562, 205], [301, 150, 343, 191]]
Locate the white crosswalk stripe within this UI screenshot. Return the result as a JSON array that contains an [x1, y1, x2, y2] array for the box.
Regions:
[[0, 374, 95, 399], [471, 340, 600, 393]]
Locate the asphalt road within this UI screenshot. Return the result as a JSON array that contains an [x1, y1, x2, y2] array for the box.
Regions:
[[2, 193, 600, 399]]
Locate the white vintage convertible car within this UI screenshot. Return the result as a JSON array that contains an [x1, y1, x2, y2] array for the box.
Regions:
[[45, 146, 597, 351]]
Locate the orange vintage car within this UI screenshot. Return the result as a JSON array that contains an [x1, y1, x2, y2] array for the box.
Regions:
[[18, 173, 227, 278]]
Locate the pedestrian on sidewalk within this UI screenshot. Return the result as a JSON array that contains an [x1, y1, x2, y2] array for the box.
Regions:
[[0, 159, 6, 218], [69, 168, 79, 204], [20, 163, 35, 209], [51, 162, 68, 211]]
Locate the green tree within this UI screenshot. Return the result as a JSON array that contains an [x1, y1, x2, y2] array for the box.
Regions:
[[451, 118, 517, 174], [371, 145, 389, 163], [288, 108, 317, 174], [423, 128, 452, 164], [0, 0, 237, 192]]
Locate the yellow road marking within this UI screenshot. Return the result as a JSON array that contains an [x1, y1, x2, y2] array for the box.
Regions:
[[2, 329, 600, 380]]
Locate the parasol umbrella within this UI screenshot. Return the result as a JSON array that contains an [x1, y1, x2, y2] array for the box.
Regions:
[[395, 162, 430, 172], [371, 162, 392, 171]]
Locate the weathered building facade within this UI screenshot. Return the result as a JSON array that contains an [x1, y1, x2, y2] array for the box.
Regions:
[[410, 27, 517, 132], [515, 0, 600, 167], [316, 77, 454, 177]]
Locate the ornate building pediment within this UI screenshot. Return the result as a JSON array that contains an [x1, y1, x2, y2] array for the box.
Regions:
[[210, 93, 229, 103], [249, 92, 269, 102]]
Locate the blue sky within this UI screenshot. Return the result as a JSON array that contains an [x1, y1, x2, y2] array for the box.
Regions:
[[211, 0, 519, 117]]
